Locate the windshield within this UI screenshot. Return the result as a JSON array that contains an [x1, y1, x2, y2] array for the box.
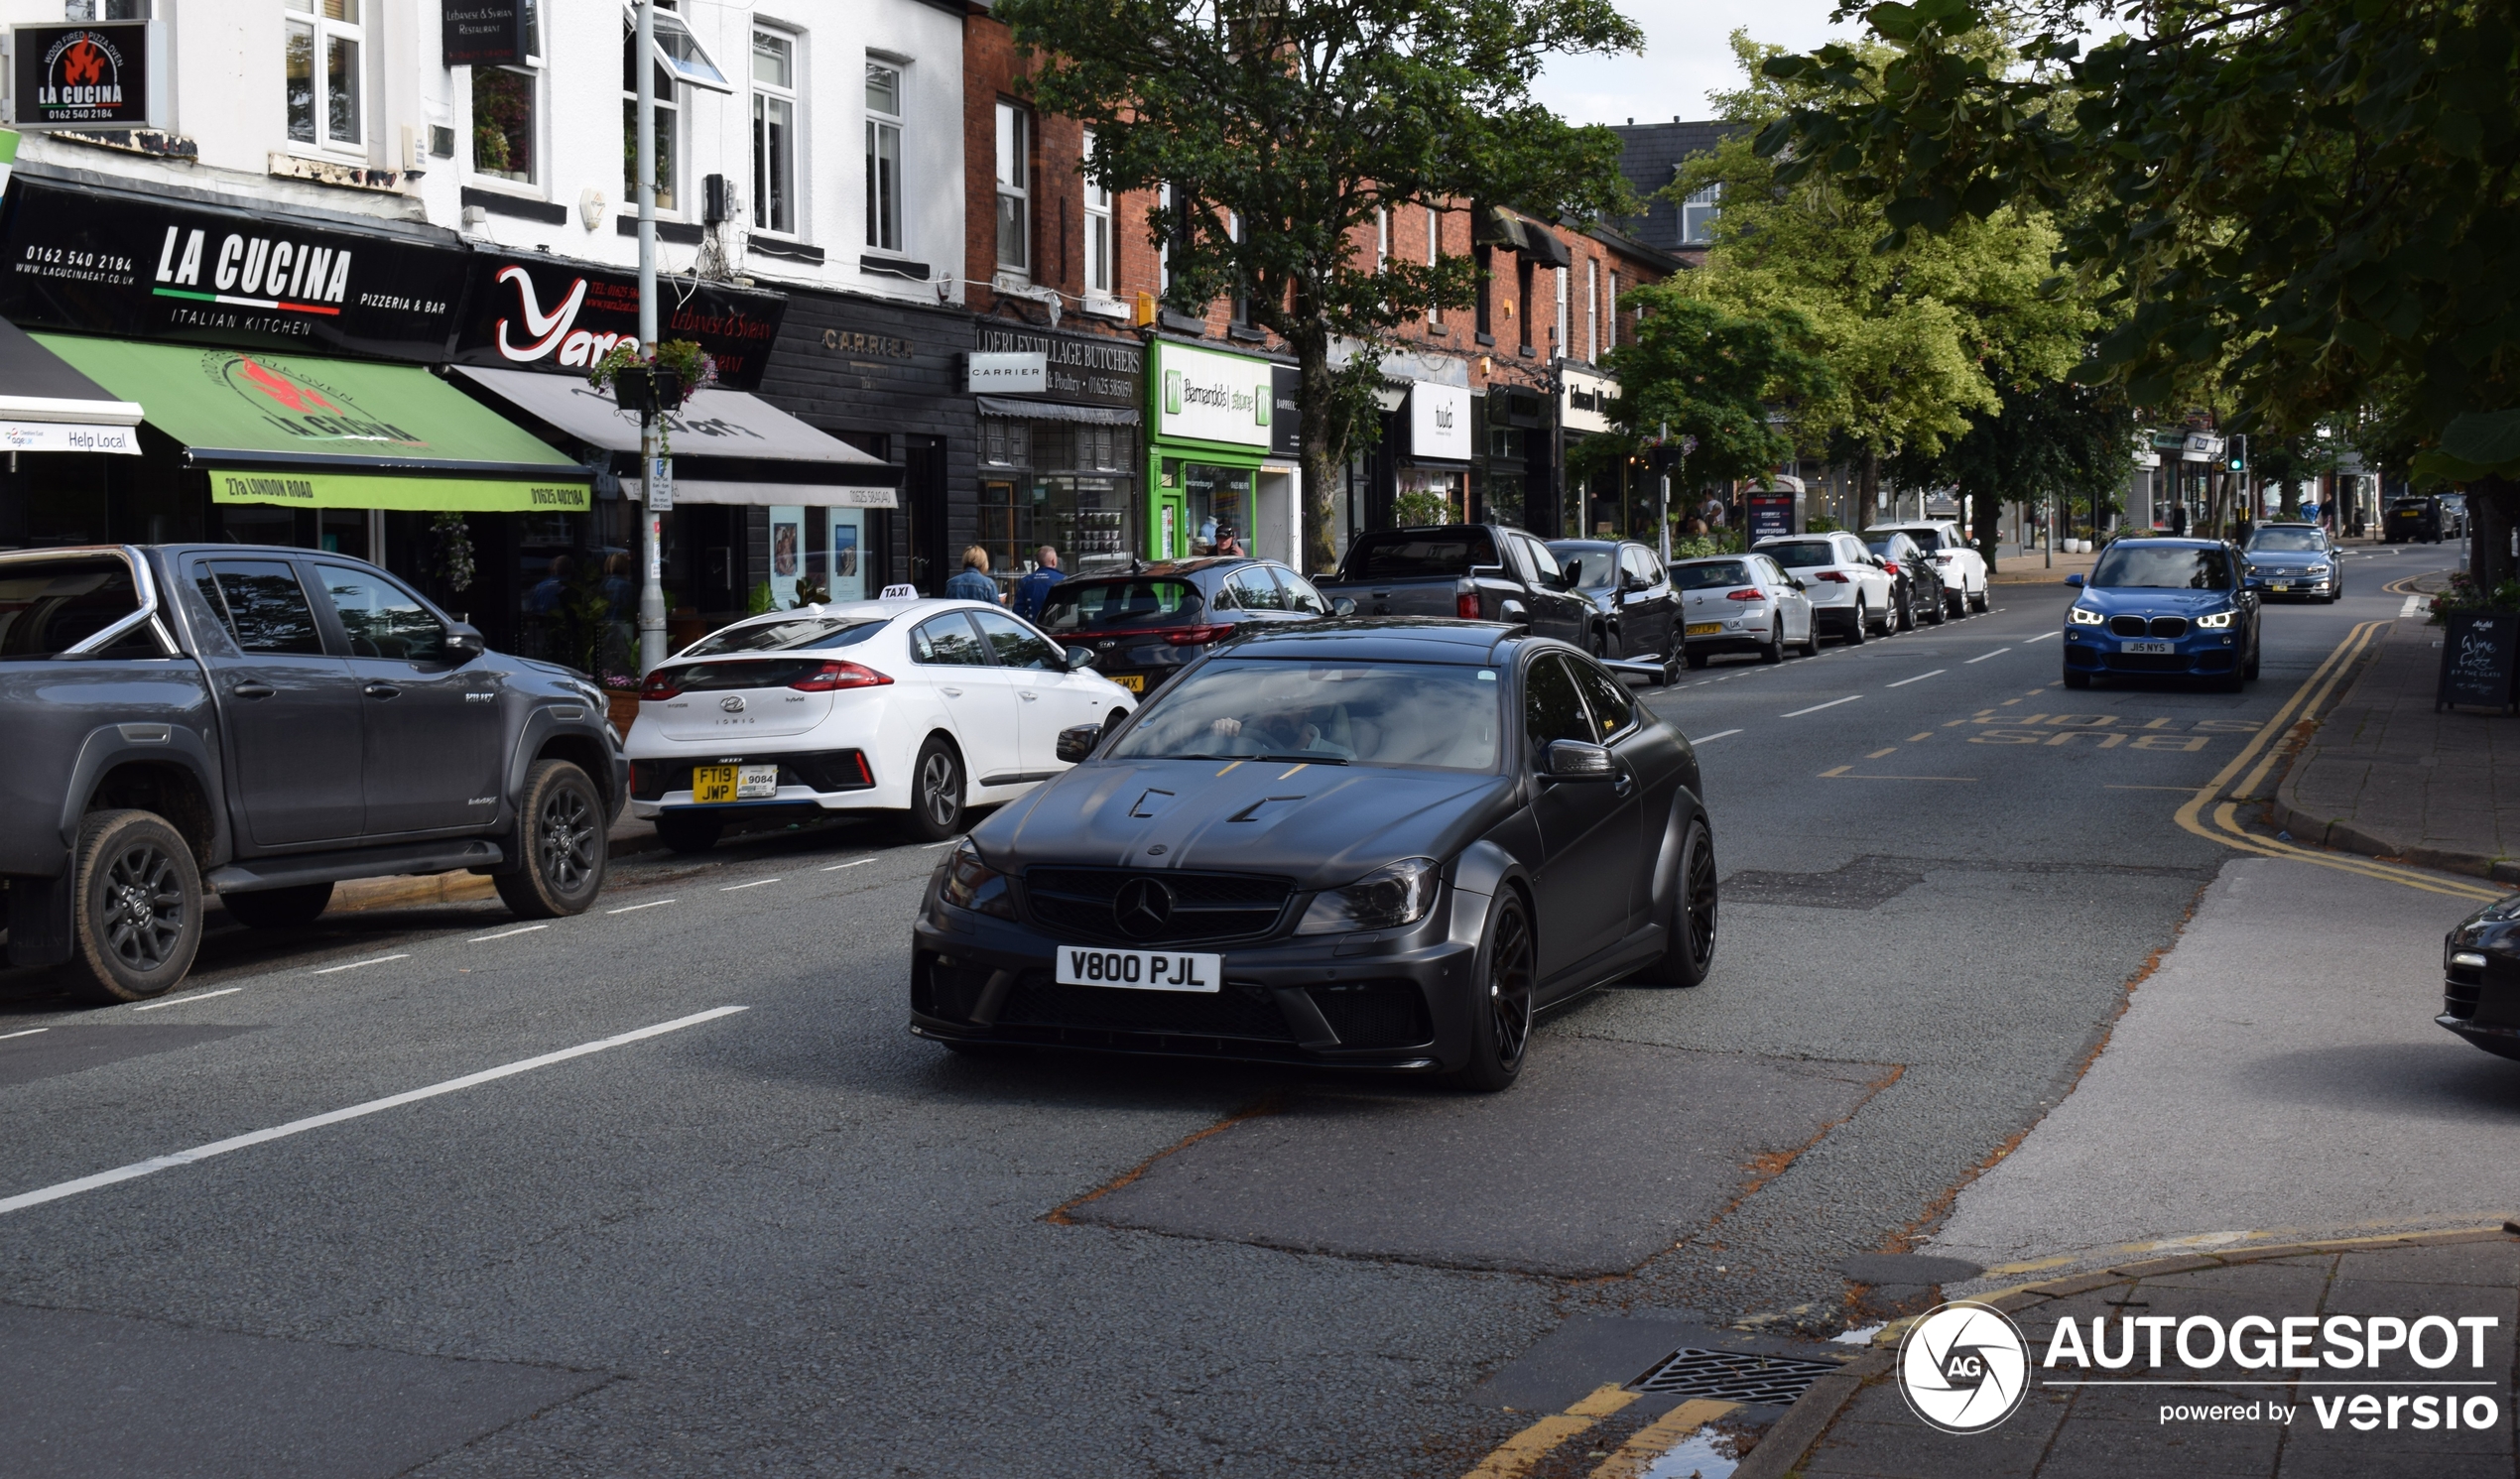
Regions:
[[1762, 541, 1839, 568], [1340, 530, 1501, 581], [2246, 528, 2327, 553], [1105, 659, 1502, 771], [684, 616, 883, 656], [1037, 578, 1203, 631], [1675, 560, 1754, 590], [0, 555, 144, 658], [1876, 527, 1946, 551], [2089, 546, 2234, 589], [1549, 544, 1619, 589]]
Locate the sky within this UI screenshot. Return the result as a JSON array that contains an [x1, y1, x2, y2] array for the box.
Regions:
[[1532, 0, 1859, 127]]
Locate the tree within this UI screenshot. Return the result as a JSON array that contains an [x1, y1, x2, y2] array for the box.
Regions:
[[1596, 290, 1833, 525], [997, 0, 1642, 573], [1670, 35, 2092, 545], [1755, 0, 2520, 581], [1891, 368, 2135, 561]]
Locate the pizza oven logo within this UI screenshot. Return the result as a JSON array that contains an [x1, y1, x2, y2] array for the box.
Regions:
[[1897, 1301, 2031, 1433], [210, 355, 425, 449], [492, 265, 642, 368], [37, 30, 129, 119]]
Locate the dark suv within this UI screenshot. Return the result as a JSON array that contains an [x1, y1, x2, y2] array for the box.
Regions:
[[1033, 557, 1346, 697], [0, 545, 626, 1001]]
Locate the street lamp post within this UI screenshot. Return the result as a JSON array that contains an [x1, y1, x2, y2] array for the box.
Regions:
[[634, 0, 668, 676]]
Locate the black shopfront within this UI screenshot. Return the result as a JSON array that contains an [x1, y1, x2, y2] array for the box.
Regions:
[[970, 321, 1144, 585]]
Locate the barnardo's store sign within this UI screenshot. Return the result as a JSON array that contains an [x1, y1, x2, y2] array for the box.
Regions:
[[1153, 339, 1272, 448], [452, 253, 785, 391], [0, 180, 466, 359]]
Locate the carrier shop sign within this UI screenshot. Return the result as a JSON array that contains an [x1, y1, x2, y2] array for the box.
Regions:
[[1155, 340, 1272, 448], [0, 180, 467, 359], [11, 22, 165, 130], [451, 255, 785, 391], [1897, 1300, 2507, 1439]]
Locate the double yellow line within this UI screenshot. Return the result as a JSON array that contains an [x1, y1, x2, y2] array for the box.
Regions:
[[2172, 618, 2504, 902], [1458, 1387, 1740, 1479]]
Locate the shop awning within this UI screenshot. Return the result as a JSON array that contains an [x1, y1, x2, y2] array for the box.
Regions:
[[975, 395, 1139, 428], [450, 365, 899, 506], [32, 334, 591, 509], [0, 318, 143, 454]]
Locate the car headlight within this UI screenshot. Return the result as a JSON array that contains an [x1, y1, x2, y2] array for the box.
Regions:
[[2243, 563, 2262, 577], [1296, 857, 1442, 935], [2306, 563, 2330, 574], [2196, 608, 2236, 629], [940, 841, 1015, 920], [2069, 605, 2105, 626]]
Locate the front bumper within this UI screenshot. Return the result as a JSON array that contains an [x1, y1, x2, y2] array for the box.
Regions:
[[2061, 627, 2241, 677], [2245, 569, 2333, 597], [909, 883, 1483, 1070]]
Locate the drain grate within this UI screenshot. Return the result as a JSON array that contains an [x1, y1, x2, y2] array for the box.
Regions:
[[1630, 1347, 1846, 1405]]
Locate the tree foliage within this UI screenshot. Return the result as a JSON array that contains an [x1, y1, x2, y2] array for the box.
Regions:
[[996, 0, 1642, 571], [1597, 290, 1833, 502]]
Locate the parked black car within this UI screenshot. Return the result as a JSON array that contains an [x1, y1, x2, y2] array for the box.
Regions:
[[910, 620, 1716, 1091], [2440, 894, 2520, 1058], [0, 545, 625, 1001], [2383, 496, 2450, 544], [1546, 538, 1681, 674], [1314, 525, 1590, 646], [1861, 531, 1949, 630], [1033, 557, 1348, 698]]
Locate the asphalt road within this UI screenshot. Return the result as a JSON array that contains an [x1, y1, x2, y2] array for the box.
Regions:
[[0, 545, 2466, 1478]]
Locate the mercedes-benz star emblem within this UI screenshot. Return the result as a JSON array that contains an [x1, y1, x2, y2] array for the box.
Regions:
[[1113, 877, 1175, 938], [720, 695, 746, 713]]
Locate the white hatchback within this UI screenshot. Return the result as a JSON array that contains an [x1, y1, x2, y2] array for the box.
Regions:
[[624, 598, 1137, 851]]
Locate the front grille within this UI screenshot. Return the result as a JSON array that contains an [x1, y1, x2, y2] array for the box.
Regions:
[[2149, 616, 2189, 638], [2108, 615, 2148, 637], [630, 750, 871, 801], [1631, 1347, 1845, 1405], [1309, 981, 1435, 1049], [1023, 867, 1295, 944], [998, 969, 1294, 1041]]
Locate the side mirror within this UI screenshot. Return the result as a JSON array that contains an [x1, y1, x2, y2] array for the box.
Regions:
[[1497, 598, 1530, 629], [1329, 596, 1357, 617], [1064, 646, 1096, 672], [1544, 739, 1616, 780], [445, 621, 485, 661], [1055, 723, 1102, 763], [1790, 576, 1809, 591], [2065, 573, 2086, 587]]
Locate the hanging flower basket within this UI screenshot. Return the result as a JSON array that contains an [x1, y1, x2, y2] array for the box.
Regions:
[[589, 339, 718, 417]]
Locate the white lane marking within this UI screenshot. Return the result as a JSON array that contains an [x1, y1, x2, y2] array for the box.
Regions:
[[312, 954, 408, 976], [1886, 670, 1946, 687], [2023, 631, 2061, 643], [0, 1006, 750, 1218], [131, 988, 244, 1013], [467, 924, 550, 942], [821, 859, 875, 871], [720, 878, 784, 891], [1694, 729, 1743, 743], [922, 839, 963, 849], [0, 1028, 51, 1041], [1965, 648, 2011, 664], [2398, 594, 2422, 618], [1782, 695, 1861, 717], [605, 899, 677, 915]]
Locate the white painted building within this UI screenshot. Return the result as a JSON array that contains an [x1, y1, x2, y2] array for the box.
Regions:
[[0, 0, 966, 308]]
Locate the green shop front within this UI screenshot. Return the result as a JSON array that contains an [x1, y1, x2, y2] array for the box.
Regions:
[[1145, 338, 1285, 561]]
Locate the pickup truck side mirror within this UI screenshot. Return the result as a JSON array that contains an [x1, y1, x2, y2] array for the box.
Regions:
[[1329, 596, 1357, 617], [1064, 646, 1096, 672], [444, 621, 485, 662], [1055, 723, 1102, 763], [1497, 598, 1530, 629]]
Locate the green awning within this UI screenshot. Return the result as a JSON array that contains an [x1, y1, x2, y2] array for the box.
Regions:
[[31, 334, 589, 513]]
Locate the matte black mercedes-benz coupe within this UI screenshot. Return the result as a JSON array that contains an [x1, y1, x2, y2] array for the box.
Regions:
[[909, 619, 1719, 1090]]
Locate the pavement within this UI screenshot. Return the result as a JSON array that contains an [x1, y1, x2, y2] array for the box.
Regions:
[[2274, 597, 2520, 882]]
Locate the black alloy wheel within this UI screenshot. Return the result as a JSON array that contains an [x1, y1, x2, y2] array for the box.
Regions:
[[1456, 892, 1536, 1092], [1925, 588, 1950, 625], [496, 760, 608, 919], [1897, 584, 1918, 631], [1587, 627, 1609, 659], [68, 809, 201, 1003], [1635, 818, 1719, 988], [905, 734, 966, 842], [220, 882, 334, 929]]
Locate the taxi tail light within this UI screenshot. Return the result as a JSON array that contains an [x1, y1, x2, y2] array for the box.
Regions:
[[790, 661, 894, 691], [1813, 570, 1850, 583], [1725, 588, 1765, 601], [1165, 624, 1230, 646], [1456, 590, 1482, 619], [639, 670, 684, 701]]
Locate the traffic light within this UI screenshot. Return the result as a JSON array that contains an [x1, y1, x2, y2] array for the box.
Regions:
[[2227, 443, 2246, 472]]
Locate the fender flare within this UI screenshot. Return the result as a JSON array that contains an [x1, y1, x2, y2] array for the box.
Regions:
[[1447, 839, 1529, 948], [60, 723, 230, 869], [1645, 785, 1710, 923]]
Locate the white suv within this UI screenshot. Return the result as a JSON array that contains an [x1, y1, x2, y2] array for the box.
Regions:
[[1865, 520, 1989, 616], [1754, 533, 1899, 643]]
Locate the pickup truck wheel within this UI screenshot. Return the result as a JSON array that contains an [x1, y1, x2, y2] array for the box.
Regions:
[[495, 761, 608, 920], [220, 882, 333, 929], [1586, 628, 1608, 659], [68, 809, 201, 1003]]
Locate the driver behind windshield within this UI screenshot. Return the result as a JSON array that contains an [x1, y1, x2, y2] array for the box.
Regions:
[[1208, 701, 1357, 760]]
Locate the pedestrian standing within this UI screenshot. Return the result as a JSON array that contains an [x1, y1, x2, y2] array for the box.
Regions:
[[945, 546, 1002, 604], [1011, 546, 1066, 620]]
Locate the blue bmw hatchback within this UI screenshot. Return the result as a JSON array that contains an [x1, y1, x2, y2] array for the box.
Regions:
[[2061, 539, 2261, 691]]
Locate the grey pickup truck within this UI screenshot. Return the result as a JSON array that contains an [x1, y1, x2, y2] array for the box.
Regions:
[[1314, 525, 1593, 647], [0, 545, 626, 1002]]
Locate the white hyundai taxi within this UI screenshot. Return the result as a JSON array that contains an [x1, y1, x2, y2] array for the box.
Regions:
[[625, 599, 1136, 851]]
